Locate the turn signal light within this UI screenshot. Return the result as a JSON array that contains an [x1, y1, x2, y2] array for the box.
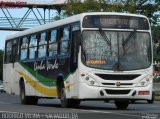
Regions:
[[138, 91, 150, 95]]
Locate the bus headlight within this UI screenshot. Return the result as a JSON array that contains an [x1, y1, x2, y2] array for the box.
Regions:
[[137, 76, 151, 87], [81, 74, 99, 86]]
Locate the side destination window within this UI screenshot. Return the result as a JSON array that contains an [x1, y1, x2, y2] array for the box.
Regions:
[[29, 34, 37, 59], [5, 41, 12, 63], [20, 37, 28, 60], [49, 29, 57, 57], [60, 26, 70, 55], [38, 32, 47, 58], [12, 39, 19, 62]]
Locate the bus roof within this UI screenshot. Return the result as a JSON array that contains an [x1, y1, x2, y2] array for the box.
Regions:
[[6, 12, 148, 41]]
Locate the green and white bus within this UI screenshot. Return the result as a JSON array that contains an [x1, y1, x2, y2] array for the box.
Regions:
[[3, 12, 153, 109]]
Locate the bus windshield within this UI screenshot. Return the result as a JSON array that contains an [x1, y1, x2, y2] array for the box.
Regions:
[[82, 30, 151, 71]]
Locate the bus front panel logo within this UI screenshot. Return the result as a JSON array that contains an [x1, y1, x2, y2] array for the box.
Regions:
[[116, 82, 121, 87]]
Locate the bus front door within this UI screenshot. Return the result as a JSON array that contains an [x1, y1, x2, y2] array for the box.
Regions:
[[10, 44, 18, 94]]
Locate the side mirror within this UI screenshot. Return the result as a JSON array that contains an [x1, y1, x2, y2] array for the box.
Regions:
[[76, 32, 82, 53], [152, 30, 158, 43]]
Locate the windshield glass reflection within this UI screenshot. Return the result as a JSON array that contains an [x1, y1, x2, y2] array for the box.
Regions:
[[82, 30, 151, 71]]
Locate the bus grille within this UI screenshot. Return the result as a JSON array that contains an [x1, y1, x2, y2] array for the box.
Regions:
[[95, 74, 140, 80], [102, 83, 133, 86], [105, 89, 130, 95]]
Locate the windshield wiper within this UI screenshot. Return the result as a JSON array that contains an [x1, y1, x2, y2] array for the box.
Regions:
[[99, 28, 111, 46], [122, 29, 137, 47], [82, 50, 86, 62]]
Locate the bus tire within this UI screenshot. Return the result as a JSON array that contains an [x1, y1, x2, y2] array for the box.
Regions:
[[115, 100, 129, 109], [104, 100, 110, 103], [130, 100, 136, 103], [60, 87, 72, 108], [147, 92, 155, 104], [20, 81, 38, 105], [60, 86, 80, 108], [29, 96, 38, 105], [70, 99, 81, 107]]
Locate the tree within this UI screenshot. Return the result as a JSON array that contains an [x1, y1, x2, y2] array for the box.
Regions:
[[62, 0, 107, 16], [152, 26, 160, 61], [62, 0, 158, 19], [0, 50, 3, 81]]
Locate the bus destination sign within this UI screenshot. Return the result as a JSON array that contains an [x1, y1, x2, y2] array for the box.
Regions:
[[83, 15, 149, 30]]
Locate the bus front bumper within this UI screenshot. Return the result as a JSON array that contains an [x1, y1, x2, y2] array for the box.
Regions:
[[78, 82, 152, 100]]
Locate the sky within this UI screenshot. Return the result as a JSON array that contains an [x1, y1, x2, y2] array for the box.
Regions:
[[0, 0, 60, 50], [0, 8, 55, 50], [0, 31, 16, 50]]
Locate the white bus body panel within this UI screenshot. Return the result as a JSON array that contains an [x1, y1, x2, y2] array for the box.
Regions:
[[72, 50, 153, 100], [3, 63, 14, 94], [4, 62, 57, 97]]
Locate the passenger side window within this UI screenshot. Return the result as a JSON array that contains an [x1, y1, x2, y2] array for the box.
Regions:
[[49, 30, 57, 57], [29, 34, 37, 59], [60, 26, 70, 55], [20, 37, 28, 60], [12, 39, 19, 62], [38, 32, 47, 58]]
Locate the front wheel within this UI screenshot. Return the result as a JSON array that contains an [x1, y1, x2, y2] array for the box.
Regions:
[[130, 100, 136, 103], [147, 92, 155, 104], [60, 87, 80, 108], [104, 100, 110, 103], [115, 100, 129, 109]]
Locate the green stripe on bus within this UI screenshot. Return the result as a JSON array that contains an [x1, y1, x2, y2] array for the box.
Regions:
[[20, 62, 56, 87], [19, 62, 77, 87]]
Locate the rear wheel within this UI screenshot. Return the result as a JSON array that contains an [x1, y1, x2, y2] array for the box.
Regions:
[[20, 81, 38, 105], [115, 100, 129, 109]]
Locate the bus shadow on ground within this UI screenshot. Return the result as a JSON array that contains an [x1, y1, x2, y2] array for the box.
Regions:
[[37, 100, 138, 111]]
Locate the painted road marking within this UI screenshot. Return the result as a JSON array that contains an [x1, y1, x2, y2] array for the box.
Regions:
[[72, 108, 141, 118]]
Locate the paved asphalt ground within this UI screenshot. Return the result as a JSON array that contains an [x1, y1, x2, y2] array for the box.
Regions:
[[0, 93, 159, 119]]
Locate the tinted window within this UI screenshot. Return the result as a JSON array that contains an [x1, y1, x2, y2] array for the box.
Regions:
[[38, 32, 47, 58], [20, 37, 28, 60], [49, 29, 57, 57], [60, 27, 70, 55], [29, 34, 37, 59], [50, 30, 57, 43]]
